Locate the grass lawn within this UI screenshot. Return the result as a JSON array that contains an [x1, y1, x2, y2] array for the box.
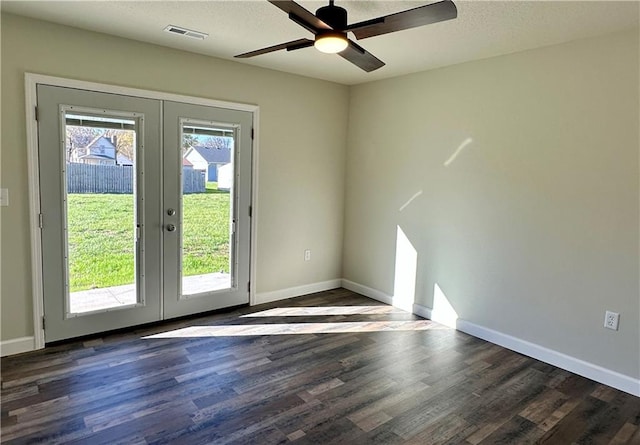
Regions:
[[67, 189, 230, 292], [206, 181, 225, 193]]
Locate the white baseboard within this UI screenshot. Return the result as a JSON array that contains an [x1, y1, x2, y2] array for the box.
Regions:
[[5, 279, 639, 396], [342, 279, 393, 305], [254, 279, 342, 305], [454, 317, 640, 397], [0, 279, 340, 357], [342, 279, 640, 397], [0, 336, 35, 357], [411, 302, 432, 320]]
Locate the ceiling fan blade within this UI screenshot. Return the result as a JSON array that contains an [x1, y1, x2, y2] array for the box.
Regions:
[[348, 0, 457, 40], [235, 38, 313, 58], [286, 40, 315, 52], [268, 0, 332, 34], [338, 40, 385, 72]]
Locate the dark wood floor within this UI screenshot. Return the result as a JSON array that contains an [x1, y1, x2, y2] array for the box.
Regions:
[[2, 289, 639, 444]]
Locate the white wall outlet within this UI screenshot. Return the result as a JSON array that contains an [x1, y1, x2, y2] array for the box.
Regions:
[[0, 188, 8, 207], [304, 249, 311, 261], [604, 311, 619, 330]]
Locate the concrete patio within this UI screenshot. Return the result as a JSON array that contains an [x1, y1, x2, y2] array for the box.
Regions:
[[70, 272, 231, 313]]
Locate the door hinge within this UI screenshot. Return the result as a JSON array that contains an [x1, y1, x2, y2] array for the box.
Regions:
[[38, 213, 44, 229], [247, 281, 251, 292], [42, 316, 46, 331], [248, 206, 252, 218], [251, 128, 254, 140], [35, 106, 39, 121]]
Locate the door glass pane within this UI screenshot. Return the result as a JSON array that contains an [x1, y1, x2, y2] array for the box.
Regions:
[[181, 123, 234, 296], [64, 113, 139, 313]]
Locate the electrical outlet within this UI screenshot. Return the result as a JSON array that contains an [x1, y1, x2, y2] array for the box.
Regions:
[[304, 249, 311, 261], [0, 188, 8, 207], [604, 311, 619, 330]]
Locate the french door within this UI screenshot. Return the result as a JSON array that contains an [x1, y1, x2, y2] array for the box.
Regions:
[[162, 101, 252, 319], [37, 85, 252, 342]]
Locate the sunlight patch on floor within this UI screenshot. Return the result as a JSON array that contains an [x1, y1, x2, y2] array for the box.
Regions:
[[241, 306, 405, 317], [143, 320, 448, 338]]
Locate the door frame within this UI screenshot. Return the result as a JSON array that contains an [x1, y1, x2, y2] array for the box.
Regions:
[[25, 73, 260, 350]]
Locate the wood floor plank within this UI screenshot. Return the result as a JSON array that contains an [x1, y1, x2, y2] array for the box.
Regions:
[[538, 396, 607, 443], [609, 422, 639, 444], [518, 387, 568, 425], [346, 381, 429, 426], [403, 413, 476, 445], [276, 374, 399, 437], [572, 392, 640, 444], [2, 288, 638, 444], [478, 415, 544, 444]]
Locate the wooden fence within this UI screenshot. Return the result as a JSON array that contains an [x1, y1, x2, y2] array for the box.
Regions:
[[67, 163, 205, 194]]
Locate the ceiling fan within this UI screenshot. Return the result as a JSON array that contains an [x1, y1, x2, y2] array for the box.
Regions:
[[235, 0, 457, 72]]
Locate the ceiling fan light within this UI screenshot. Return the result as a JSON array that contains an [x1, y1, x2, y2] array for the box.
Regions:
[[314, 33, 348, 54]]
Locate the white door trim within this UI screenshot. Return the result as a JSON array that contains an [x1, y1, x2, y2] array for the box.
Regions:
[[25, 73, 260, 350]]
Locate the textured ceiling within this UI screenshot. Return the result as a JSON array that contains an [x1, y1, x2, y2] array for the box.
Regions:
[[2, 1, 638, 85]]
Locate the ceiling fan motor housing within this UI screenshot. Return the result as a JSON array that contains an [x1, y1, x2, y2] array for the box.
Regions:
[[316, 3, 347, 30]]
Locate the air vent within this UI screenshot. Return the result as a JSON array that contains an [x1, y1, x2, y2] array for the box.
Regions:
[[164, 25, 208, 40]]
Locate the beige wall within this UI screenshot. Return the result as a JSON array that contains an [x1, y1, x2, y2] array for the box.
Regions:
[[0, 14, 348, 340], [344, 29, 639, 378], [2, 12, 639, 383]]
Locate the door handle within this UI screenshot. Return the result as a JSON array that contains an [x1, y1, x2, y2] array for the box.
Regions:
[[166, 224, 176, 232]]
